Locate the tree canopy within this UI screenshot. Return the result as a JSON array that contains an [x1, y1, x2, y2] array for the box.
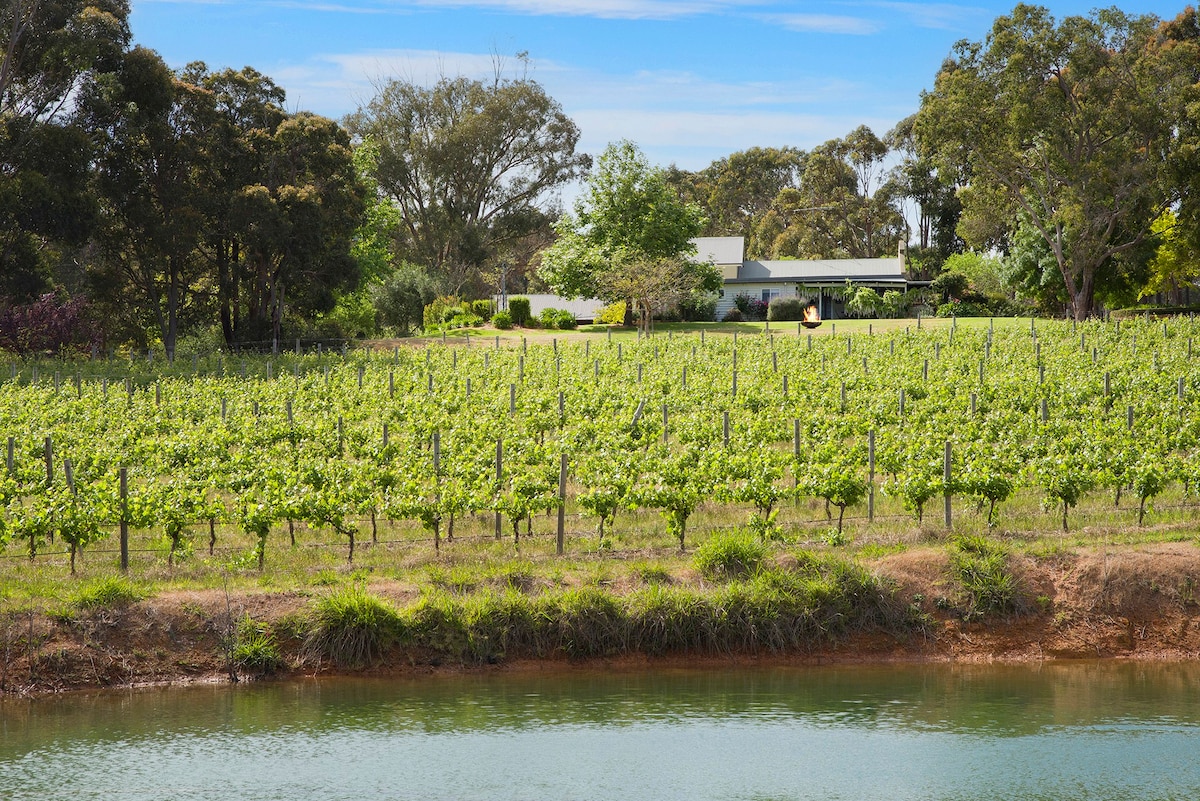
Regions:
[[346, 70, 590, 297], [539, 140, 715, 331], [916, 3, 1183, 320]]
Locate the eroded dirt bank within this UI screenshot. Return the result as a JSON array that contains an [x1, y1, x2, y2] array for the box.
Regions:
[[3, 544, 1198, 696]]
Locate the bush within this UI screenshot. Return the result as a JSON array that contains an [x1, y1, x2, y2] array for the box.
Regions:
[[746, 299, 769, 321], [597, 301, 627, 325], [538, 307, 560, 328], [304, 586, 404, 667], [694, 531, 768, 580], [0, 293, 100, 358], [679, 292, 717, 322], [733, 293, 754, 314], [721, 307, 744, 323], [767, 296, 808, 322], [470, 299, 494, 321], [936, 300, 990, 318], [508, 297, 531, 326], [492, 310, 513, 329], [555, 310, 578, 330], [371, 264, 440, 337]]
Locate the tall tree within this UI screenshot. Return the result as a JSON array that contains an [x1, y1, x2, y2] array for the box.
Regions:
[[665, 147, 805, 250], [540, 140, 714, 332], [89, 47, 215, 356], [0, 0, 130, 302], [886, 114, 962, 266], [760, 126, 905, 260], [345, 68, 589, 296], [916, 4, 1181, 320]]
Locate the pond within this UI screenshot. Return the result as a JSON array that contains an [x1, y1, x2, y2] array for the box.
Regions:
[[2, 661, 1199, 800]]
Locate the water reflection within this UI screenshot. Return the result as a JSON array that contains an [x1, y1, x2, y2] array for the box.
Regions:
[[2, 661, 1199, 800]]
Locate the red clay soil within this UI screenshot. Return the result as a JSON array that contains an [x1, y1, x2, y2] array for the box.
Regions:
[[2, 543, 1198, 696]]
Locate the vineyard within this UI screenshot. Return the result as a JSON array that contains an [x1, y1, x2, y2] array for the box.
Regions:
[[2, 316, 1200, 593]]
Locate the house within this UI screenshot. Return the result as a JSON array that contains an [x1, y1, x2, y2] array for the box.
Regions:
[[694, 236, 914, 320]]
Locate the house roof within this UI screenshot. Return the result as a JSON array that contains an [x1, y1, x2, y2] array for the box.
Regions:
[[692, 236, 745, 266], [730, 258, 905, 284]]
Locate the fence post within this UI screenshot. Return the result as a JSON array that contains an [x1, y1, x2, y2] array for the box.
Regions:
[[943, 440, 953, 530], [557, 454, 568, 556], [120, 467, 129, 573]]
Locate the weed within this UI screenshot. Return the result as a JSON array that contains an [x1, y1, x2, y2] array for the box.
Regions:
[[72, 577, 145, 610], [631, 563, 672, 585], [949, 535, 1021, 620], [694, 531, 767, 580], [304, 587, 404, 667], [312, 570, 341, 587], [232, 615, 284, 674]]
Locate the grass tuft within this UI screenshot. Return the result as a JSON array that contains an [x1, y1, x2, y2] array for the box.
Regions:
[[72, 577, 146, 610], [232, 614, 285, 674], [694, 530, 767, 580], [950, 535, 1021, 619], [305, 586, 404, 667]]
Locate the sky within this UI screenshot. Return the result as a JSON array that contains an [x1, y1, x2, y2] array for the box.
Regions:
[[130, 1, 1184, 178]]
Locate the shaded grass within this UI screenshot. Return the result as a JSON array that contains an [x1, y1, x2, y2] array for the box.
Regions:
[[949, 535, 1021, 620], [298, 551, 915, 667], [304, 586, 405, 667]]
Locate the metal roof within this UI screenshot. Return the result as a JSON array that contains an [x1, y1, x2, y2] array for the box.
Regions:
[[692, 236, 746, 266], [730, 258, 905, 283]]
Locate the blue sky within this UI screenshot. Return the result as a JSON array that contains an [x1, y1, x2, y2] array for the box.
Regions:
[[131, 1, 1183, 174]]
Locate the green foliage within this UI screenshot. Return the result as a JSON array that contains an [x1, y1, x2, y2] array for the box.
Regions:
[[508, 297, 531, 326], [694, 531, 767, 580], [491, 310, 513, 329], [596, 301, 627, 325], [916, 5, 1179, 319], [539, 141, 710, 334], [232, 615, 285, 673], [949, 535, 1020, 620], [372, 263, 440, 336], [767, 296, 809, 321], [72, 577, 145, 610], [470, 299, 494, 321], [305, 586, 404, 667], [346, 72, 588, 294], [538, 307, 577, 330]]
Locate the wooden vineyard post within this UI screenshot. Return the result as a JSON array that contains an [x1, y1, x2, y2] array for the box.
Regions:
[[723, 411, 730, 449], [119, 467, 129, 573], [44, 436, 53, 489], [556, 454, 567, 556], [433, 431, 441, 553], [868, 430, 876, 523], [495, 438, 504, 541], [793, 419, 801, 506], [6, 436, 13, 476], [943, 440, 952, 530]]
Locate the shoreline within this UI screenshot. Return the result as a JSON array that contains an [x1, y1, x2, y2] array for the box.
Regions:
[[3, 542, 1198, 697]]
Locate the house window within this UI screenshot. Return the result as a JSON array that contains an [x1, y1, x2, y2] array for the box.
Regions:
[[761, 289, 782, 302]]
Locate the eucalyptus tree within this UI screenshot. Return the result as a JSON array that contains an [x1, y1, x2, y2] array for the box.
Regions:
[[0, 0, 131, 302], [346, 69, 589, 296], [916, 4, 1183, 320], [764, 126, 905, 260]]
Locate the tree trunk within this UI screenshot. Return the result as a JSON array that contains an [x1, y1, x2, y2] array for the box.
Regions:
[[623, 298, 634, 327]]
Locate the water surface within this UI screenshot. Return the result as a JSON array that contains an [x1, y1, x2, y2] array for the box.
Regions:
[[2, 661, 1199, 800]]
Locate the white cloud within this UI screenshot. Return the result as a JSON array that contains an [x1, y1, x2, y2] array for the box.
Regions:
[[272, 47, 913, 171], [762, 13, 882, 35], [405, 0, 763, 21], [857, 1, 988, 32]]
